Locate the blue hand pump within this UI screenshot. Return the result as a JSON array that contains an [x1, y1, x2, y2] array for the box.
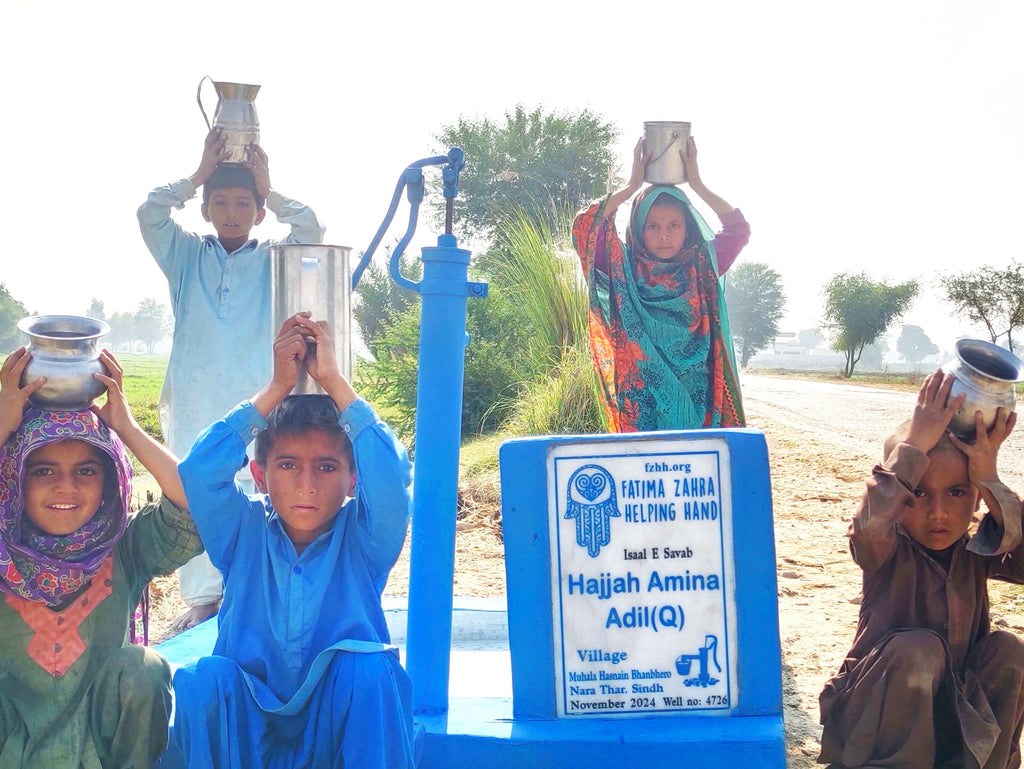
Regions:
[[351, 148, 487, 715]]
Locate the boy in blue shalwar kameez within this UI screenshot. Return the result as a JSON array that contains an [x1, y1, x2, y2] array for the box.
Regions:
[[173, 312, 414, 769]]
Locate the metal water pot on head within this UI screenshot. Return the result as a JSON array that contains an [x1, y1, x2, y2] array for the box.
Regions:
[[270, 245, 353, 395], [941, 338, 1023, 439], [643, 121, 691, 185], [197, 76, 261, 165], [18, 315, 111, 410]]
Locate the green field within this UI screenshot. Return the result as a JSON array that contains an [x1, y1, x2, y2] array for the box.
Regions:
[[114, 353, 168, 441]]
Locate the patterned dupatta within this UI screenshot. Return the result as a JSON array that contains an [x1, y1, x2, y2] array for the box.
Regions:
[[0, 409, 131, 607], [573, 185, 744, 432]]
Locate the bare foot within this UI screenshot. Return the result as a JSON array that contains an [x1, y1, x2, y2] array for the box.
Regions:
[[168, 601, 221, 636]]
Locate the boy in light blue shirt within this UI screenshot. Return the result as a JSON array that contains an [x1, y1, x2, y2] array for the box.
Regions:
[[174, 313, 414, 769], [138, 130, 325, 631]]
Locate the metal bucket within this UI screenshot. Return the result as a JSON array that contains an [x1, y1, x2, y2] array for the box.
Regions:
[[270, 245, 353, 395], [942, 338, 1023, 439], [643, 121, 691, 185], [19, 315, 110, 410]]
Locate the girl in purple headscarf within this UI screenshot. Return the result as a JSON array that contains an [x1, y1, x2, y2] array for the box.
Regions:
[[0, 347, 203, 769]]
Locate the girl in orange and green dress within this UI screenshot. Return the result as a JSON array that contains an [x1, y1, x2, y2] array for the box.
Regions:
[[572, 136, 750, 432]]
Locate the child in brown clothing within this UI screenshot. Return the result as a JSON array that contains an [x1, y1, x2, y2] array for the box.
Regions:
[[819, 370, 1024, 769]]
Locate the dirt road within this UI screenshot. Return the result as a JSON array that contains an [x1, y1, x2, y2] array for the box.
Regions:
[[742, 374, 1024, 768]]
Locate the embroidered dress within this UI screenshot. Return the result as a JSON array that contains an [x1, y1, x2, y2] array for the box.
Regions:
[[0, 410, 202, 768], [572, 186, 748, 432]]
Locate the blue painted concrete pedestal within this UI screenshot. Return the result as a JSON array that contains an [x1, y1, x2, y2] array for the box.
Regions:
[[417, 697, 784, 767]]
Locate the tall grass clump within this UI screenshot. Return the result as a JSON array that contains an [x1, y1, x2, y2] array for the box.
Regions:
[[501, 346, 605, 436], [485, 209, 606, 435], [486, 209, 587, 372]]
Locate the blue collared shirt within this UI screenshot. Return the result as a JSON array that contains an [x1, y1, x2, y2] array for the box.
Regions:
[[178, 399, 412, 701], [137, 179, 326, 457]]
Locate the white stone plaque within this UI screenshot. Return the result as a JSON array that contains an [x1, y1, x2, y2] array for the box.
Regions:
[[548, 437, 737, 717]]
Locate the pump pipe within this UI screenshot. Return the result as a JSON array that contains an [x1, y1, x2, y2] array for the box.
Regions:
[[350, 153, 454, 288], [353, 148, 486, 715]]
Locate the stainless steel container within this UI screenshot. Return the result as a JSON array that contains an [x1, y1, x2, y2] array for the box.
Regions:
[[643, 121, 692, 185], [197, 76, 261, 165], [942, 338, 1022, 439], [270, 245, 353, 395], [18, 315, 110, 410]]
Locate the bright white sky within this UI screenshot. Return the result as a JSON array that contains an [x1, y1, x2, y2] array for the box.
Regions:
[[3, 0, 1022, 357]]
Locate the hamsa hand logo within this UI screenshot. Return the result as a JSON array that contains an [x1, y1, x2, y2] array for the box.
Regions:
[[565, 464, 620, 557]]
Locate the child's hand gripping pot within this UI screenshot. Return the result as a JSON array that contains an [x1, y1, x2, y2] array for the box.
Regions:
[[253, 312, 356, 419], [899, 369, 1017, 548], [0, 347, 46, 446]]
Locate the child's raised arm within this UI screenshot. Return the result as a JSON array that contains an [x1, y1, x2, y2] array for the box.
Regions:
[[300, 314, 357, 412], [250, 313, 311, 417], [950, 407, 1017, 529], [681, 137, 737, 218], [90, 350, 187, 509], [0, 348, 45, 447], [188, 128, 227, 190], [903, 370, 965, 455], [244, 143, 272, 201], [602, 137, 647, 219]]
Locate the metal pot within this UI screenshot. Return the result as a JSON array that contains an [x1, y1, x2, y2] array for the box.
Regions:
[[270, 245, 353, 395], [197, 76, 261, 165], [18, 315, 111, 410], [942, 338, 1022, 439], [643, 121, 691, 185]]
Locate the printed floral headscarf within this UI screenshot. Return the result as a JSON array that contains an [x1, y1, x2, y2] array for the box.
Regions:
[[0, 408, 131, 607]]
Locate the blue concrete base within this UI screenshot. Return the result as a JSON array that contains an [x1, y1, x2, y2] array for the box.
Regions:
[[154, 599, 786, 768], [417, 696, 785, 768]]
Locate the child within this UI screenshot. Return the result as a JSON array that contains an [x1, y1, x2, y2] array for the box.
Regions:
[[572, 136, 750, 432], [173, 313, 414, 769], [138, 129, 326, 631], [0, 347, 202, 768], [819, 370, 1024, 769]]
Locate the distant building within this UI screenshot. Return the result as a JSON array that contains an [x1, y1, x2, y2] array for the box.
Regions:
[[771, 332, 803, 355]]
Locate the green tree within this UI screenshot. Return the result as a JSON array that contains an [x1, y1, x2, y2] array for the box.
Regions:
[[353, 254, 419, 360], [859, 338, 887, 368], [724, 262, 786, 367], [353, 257, 525, 445], [823, 273, 918, 378], [107, 311, 136, 352], [940, 262, 1024, 353], [797, 328, 823, 352], [0, 284, 29, 350], [86, 298, 107, 322], [431, 104, 619, 241], [897, 324, 939, 363], [133, 299, 169, 353]]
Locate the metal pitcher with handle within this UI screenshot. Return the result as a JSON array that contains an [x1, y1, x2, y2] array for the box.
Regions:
[[197, 76, 261, 165]]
